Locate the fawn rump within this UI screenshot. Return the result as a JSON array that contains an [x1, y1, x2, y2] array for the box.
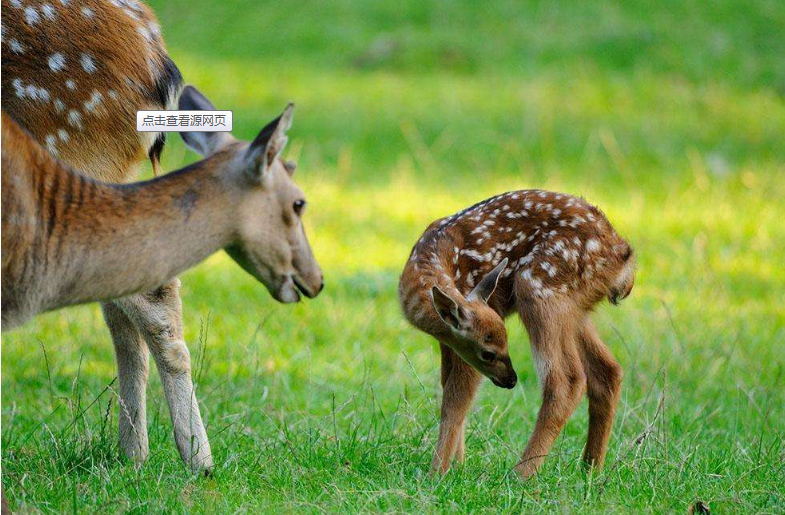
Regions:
[[399, 189, 635, 478]]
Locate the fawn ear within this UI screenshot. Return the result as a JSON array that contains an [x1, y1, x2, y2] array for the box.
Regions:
[[467, 258, 508, 303], [431, 286, 468, 332], [178, 85, 231, 157], [244, 103, 294, 182]]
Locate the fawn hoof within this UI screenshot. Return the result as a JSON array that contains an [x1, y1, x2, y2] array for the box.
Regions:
[[514, 461, 539, 481]]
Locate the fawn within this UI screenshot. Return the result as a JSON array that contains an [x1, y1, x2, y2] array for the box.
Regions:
[[2, 87, 324, 472], [399, 190, 635, 478]]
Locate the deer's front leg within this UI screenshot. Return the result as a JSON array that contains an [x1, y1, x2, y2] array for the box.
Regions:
[[102, 301, 149, 463], [116, 279, 213, 474], [432, 343, 481, 474]]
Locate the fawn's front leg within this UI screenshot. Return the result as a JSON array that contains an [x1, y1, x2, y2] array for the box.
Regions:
[[116, 279, 213, 474], [432, 342, 481, 474], [102, 301, 150, 463]]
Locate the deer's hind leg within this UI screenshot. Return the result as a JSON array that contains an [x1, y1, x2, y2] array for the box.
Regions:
[[115, 279, 213, 474], [577, 318, 622, 471], [514, 292, 586, 480], [432, 342, 481, 474]]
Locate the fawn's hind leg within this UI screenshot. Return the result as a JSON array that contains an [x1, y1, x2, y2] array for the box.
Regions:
[[515, 298, 586, 479], [578, 318, 622, 470], [432, 342, 481, 474]]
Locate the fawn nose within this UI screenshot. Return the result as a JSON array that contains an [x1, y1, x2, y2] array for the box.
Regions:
[[491, 371, 517, 389]]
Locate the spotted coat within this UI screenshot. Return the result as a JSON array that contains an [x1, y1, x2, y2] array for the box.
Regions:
[[1, 0, 182, 181], [399, 190, 635, 331]]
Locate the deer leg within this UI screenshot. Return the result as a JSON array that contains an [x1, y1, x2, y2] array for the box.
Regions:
[[116, 279, 213, 474], [432, 343, 481, 474], [515, 300, 586, 480], [578, 318, 623, 471], [101, 301, 150, 463]]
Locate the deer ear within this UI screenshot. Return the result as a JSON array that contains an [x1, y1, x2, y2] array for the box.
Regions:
[[431, 286, 468, 332], [177, 85, 231, 157], [244, 103, 294, 182], [467, 257, 508, 303]]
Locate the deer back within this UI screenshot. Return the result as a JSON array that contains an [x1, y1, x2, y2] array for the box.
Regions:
[[1, 0, 181, 181]]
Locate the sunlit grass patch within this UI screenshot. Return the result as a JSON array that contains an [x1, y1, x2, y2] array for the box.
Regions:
[[3, 0, 784, 512]]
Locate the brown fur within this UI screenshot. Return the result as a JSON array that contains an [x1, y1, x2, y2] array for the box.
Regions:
[[399, 189, 635, 477], [1, 0, 181, 179], [1, 105, 324, 472]]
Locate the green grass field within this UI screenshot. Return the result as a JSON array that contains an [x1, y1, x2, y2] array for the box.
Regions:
[[2, 0, 784, 513]]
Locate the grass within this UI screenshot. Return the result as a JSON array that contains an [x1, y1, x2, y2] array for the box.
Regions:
[[2, 0, 784, 513]]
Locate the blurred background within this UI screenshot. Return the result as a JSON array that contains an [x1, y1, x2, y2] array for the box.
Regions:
[[3, 0, 784, 512]]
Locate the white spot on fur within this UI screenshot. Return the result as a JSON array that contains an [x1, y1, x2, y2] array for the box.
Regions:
[[81, 6, 94, 18], [24, 7, 40, 25], [10, 0, 22, 8], [48, 53, 65, 72], [84, 90, 103, 113], [67, 110, 83, 129], [80, 54, 96, 73], [44, 134, 58, 155], [9, 38, 26, 54], [57, 129, 69, 142], [54, 99, 65, 112], [13, 78, 26, 98], [23, 84, 49, 102], [59, 0, 70, 5], [41, 3, 56, 20], [586, 238, 601, 252], [65, 79, 77, 90], [540, 262, 557, 278], [108, 89, 119, 100], [137, 26, 151, 41]]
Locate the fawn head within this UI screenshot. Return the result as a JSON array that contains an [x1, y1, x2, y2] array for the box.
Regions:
[[178, 86, 323, 303], [431, 258, 517, 388]]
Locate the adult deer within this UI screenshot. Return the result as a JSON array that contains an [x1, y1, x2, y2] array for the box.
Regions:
[[3, 0, 222, 474], [2, 87, 324, 472], [399, 190, 634, 478]]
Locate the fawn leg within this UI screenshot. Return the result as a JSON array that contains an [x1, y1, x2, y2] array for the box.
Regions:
[[102, 301, 150, 463], [116, 279, 213, 474], [515, 300, 586, 479], [578, 318, 623, 470], [432, 342, 481, 474]]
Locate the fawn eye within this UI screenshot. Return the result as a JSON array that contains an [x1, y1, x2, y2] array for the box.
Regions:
[[480, 350, 497, 362], [293, 199, 306, 215]]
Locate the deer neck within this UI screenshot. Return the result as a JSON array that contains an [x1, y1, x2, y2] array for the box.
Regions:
[[42, 154, 241, 308]]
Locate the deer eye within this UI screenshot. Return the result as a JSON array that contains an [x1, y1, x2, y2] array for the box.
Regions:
[[480, 350, 497, 362], [293, 199, 306, 215]]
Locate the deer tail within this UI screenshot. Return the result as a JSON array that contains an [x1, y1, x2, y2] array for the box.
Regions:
[[608, 242, 635, 306]]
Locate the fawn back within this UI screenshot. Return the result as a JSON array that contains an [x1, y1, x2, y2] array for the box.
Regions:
[[1, 0, 181, 180]]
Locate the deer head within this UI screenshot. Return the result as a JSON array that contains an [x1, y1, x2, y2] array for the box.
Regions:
[[431, 258, 517, 388], [178, 86, 323, 303]]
